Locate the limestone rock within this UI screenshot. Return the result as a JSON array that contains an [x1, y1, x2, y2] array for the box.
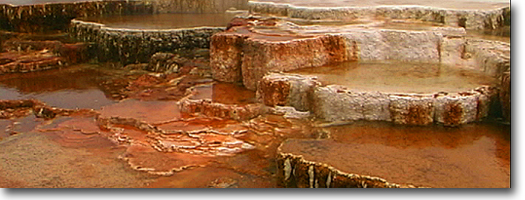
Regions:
[[248, 0, 509, 30], [434, 92, 479, 126], [210, 33, 246, 82], [312, 85, 391, 122], [257, 73, 319, 112], [241, 34, 351, 90], [474, 86, 500, 121], [440, 37, 467, 66], [340, 29, 442, 62], [464, 39, 510, 78], [268, 106, 311, 119], [389, 94, 434, 125]]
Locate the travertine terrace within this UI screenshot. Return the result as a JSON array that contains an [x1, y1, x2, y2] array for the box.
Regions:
[[0, 0, 511, 188], [211, 0, 510, 126]]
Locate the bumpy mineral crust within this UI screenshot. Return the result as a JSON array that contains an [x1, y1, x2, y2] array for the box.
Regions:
[[248, 0, 510, 30], [69, 19, 224, 64], [259, 72, 499, 126]]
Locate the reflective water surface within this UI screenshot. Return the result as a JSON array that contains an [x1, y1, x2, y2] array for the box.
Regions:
[[288, 61, 498, 93], [81, 13, 239, 29], [300, 120, 511, 188], [0, 64, 119, 109]]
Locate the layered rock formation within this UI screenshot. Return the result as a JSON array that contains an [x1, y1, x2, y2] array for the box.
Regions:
[[210, 13, 510, 125], [69, 19, 223, 64], [248, 0, 510, 30], [257, 72, 499, 126], [0, 0, 153, 33], [210, 18, 356, 90]]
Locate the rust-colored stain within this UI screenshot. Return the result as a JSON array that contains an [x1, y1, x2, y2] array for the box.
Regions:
[[320, 35, 350, 63], [405, 105, 432, 125], [260, 78, 291, 107], [444, 102, 463, 126]]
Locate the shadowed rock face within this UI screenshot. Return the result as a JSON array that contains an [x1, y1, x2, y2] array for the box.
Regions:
[[69, 19, 224, 64], [500, 71, 510, 122]]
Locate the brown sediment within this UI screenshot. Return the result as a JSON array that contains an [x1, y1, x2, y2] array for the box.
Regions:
[[119, 143, 213, 176], [145, 166, 272, 188], [0, 50, 67, 74], [0, 127, 151, 188]]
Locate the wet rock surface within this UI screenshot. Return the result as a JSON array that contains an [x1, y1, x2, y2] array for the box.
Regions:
[[0, 68, 316, 187], [0, 55, 316, 187]]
